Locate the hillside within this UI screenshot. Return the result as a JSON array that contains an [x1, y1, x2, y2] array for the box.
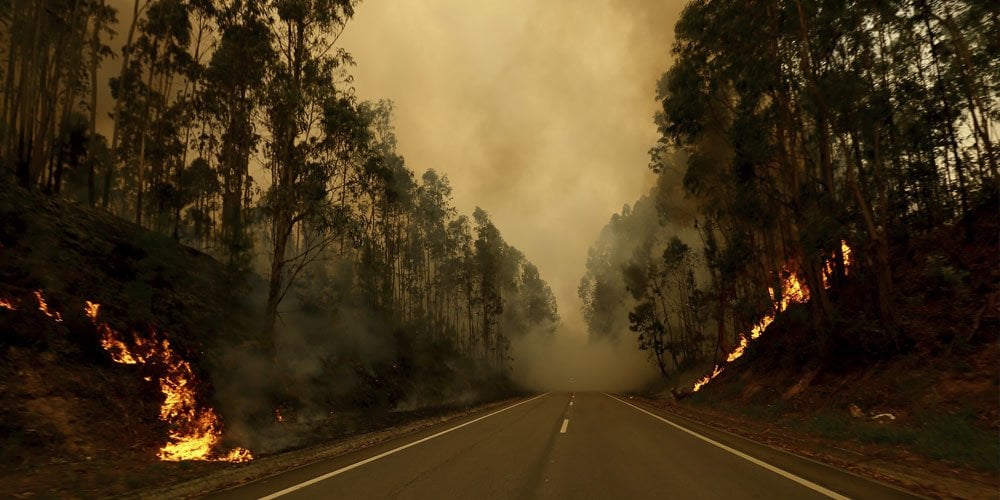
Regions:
[[0, 182, 259, 495], [0, 185, 517, 497], [658, 200, 999, 496]]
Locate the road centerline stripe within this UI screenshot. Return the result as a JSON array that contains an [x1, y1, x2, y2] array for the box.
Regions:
[[560, 418, 569, 434], [604, 393, 849, 500], [258, 393, 549, 499]]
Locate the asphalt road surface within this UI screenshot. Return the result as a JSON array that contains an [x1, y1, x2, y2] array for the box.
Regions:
[[210, 393, 921, 499]]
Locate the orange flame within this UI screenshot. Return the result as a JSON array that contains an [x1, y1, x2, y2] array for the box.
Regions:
[[83, 300, 252, 462], [87, 301, 143, 364], [0, 297, 16, 311], [34, 290, 62, 322], [691, 242, 852, 393], [841, 241, 852, 273], [822, 240, 852, 287]]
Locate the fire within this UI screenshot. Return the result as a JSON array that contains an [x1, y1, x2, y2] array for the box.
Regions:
[[87, 301, 143, 364], [692, 365, 724, 392], [5, 295, 251, 462], [822, 240, 853, 287], [841, 241, 852, 272], [83, 300, 252, 462], [691, 242, 852, 392], [275, 408, 285, 423], [34, 290, 62, 322]]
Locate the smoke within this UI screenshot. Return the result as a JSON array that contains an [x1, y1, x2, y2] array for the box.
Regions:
[[340, 0, 687, 337], [210, 258, 517, 454], [511, 328, 659, 393]]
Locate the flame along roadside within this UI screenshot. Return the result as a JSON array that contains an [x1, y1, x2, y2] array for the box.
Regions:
[[691, 242, 852, 393], [1, 290, 251, 463]]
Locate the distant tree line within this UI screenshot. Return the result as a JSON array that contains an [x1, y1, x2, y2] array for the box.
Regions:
[[0, 0, 558, 374], [582, 0, 996, 376]]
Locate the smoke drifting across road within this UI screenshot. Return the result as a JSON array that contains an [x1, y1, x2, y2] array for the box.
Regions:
[[511, 330, 660, 392]]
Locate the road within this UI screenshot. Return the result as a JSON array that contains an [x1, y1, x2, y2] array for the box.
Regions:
[[210, 393, 920, 499]]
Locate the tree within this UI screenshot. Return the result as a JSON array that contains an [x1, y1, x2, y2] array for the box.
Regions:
[[200, 0, 272, 266], [259, 0, 365, 339]]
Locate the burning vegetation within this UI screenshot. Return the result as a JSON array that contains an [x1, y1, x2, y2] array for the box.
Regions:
[[82, 300, 252, 462], [2, 291, 251, 463], [691, 242, 852, 393]]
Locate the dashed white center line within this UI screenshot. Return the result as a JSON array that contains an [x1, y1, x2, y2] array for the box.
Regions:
[[569, 401, 574, 406], [560, 418, 570, 434]]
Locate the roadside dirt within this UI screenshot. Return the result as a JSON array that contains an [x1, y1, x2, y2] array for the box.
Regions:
[[631, 396, 998, 500]]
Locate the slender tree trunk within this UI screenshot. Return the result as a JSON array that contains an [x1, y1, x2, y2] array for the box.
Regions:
[[842, 134, 898, 342], [87, 7, 101, 206], [103, 0, 143, 209]]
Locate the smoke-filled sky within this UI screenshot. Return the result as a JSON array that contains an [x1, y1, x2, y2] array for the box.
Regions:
[[340, 0, 685, 334]]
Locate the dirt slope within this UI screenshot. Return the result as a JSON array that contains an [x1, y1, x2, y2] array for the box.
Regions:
[[0, 186, 251, 497]]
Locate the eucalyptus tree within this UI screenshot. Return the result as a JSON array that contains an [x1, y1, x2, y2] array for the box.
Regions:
[[200, 0, 273, 266], [111, 0, 193, 225], [472, 207, 505, 368], [1, 0, 115, 193], [259, 0, 368, 339], [646, 0, 997, 360]]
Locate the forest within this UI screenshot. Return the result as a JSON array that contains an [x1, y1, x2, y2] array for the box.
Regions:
[[0, 0, 998, 496], [0, 0, 559, 422], [580, 0, 997, 381]]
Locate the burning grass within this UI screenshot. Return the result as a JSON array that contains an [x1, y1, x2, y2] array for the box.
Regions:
[[83, 300, 252, 463], [1, 290, 252, 464], [691, 241, 851, 393]]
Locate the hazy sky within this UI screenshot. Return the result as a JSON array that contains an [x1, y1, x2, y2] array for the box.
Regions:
[[340, 0, 685, 334], [101, 0, 685, 337]]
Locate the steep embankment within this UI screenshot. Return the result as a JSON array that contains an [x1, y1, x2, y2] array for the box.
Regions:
[[667, 202, 999, 496], [0, 186, 256, 496], [0, 185, 522, 497]]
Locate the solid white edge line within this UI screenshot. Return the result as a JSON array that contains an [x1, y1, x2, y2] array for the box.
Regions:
[[604, 394, 849, 500], [258, 393, 550, 500], [560, 418, 569, 434]]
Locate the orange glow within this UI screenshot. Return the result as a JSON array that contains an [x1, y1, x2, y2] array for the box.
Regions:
[[691, 242, 853, 393], [0, 297, 16, 311], [82, 300, 252, 462], [34, 290, 62, 322], [691, 365, 724, 392], [822, 240, 852, 287], [275, 408, 285, 423], [841, 241, 852, 274]]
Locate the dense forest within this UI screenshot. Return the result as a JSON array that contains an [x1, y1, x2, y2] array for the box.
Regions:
[[581, 0, 996, 380], [0, 0, 558, 407]]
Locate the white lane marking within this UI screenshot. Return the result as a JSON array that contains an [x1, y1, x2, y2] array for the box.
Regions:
[[605, 394, 849, 500], [560, 418, 569, 434], [569, 401, 574, 406], [259, 393, 549, 499]]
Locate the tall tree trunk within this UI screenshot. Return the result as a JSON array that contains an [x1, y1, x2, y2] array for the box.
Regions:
[[87, 6, 102, 206], [842, 134, 898, 343], [103, 0, 143, 209]]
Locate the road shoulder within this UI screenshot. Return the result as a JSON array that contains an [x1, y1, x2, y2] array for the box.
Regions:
[[625, 395, 996, 500]]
